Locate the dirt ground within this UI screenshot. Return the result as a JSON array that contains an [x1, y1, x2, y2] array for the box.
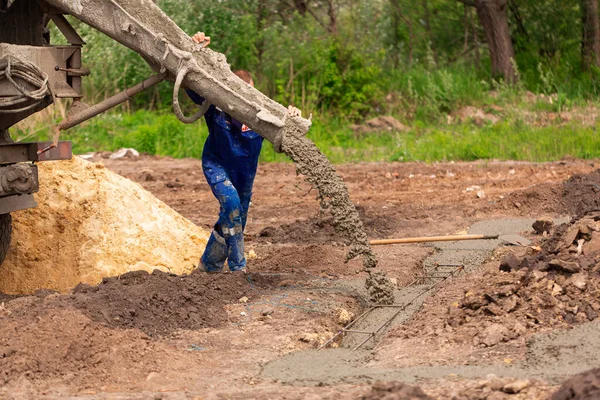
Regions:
[[1, 155, 599, 399]]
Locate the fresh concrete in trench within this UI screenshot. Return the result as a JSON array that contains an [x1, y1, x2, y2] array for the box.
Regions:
[[262, 217, 600, 386]]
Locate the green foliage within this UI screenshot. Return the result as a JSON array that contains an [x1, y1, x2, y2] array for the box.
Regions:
[[31, 0, 600, 165], [14, 109, 600, 164]]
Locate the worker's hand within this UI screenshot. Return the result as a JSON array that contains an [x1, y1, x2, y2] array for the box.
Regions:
[[191, 32, 211, 48], [287, 105, 301, 118]]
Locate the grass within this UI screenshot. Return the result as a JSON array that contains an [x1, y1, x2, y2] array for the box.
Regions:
[[11, 108, 600, 164]]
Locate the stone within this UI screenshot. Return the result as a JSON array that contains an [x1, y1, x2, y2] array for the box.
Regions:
[[299, 333, 319, 343], [487, 391, 509, 400], [502, 295, 519, 313], [569, 273, 588, 290], [238, 296, 249, 303], [513, 322, 527, 336], [531, 270, 548, 281], [261, 308, 275, 316], [561, 227, 580, 250], [551, 282, 564, 296], [481, 323, 509, 347], [532, 218, 553, 234], [499, 253, 521, 272], [579, 224, 593, 241], [584, 232, 600, 256], [334, 308, 354, 325], [548, 259, 581, 273], [502, 379, 530, 394], [485, 303, 504, 316], [146, 372, 161, 382]]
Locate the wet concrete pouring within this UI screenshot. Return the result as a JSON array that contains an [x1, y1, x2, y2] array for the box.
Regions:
[[2, 157, 600, 398]]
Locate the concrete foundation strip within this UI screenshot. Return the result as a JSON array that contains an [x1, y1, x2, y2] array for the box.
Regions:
[[318, 264, 464, 351]]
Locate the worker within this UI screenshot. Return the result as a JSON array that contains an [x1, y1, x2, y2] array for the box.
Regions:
[[186, 32, 301, 273]]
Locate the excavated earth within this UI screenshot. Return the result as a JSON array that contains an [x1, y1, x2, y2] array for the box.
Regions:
[[1, 155, 600, 399]]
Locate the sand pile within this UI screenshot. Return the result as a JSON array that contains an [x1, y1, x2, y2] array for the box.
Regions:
[[0, 157, 209, 294], [444, 213, 600, 347]]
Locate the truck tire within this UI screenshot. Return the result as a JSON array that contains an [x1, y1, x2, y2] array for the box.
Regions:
[[0, 213, 12, 264]]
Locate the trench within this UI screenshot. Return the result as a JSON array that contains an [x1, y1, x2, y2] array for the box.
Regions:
[[261, 217, 600, 386]]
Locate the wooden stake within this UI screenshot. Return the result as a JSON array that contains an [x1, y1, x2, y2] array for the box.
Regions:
[[370, 234, 499, 246]]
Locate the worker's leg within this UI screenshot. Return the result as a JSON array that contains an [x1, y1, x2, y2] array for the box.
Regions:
[[200, 161, 231, 272], [208, 179, 246, 271], [229, 162, 258, 232], [200, 227, 227, 272]]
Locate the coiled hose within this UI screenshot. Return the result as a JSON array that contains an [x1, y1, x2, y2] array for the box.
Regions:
[[0, 55, 51, 114]]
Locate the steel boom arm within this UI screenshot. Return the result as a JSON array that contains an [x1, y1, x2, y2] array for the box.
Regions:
[[44, 0, 311, 150]]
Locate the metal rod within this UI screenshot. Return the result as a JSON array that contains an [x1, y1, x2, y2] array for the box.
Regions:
[[370, 234, 498, 246], [58, 74, 164, 131], [354, 276, 454, 350], [317, 307, 376, 350], [322, 265, 465, 350], [353, 333, 376, 350], [343, 329, 376, 335]]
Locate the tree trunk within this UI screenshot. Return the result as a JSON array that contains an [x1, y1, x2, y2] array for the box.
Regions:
[[256, 0, 268, 71], [389, 0, 414, 67], [582, 0, 600, 71], [327, 0, 337, 35], [474, 0, 517, 83], [472, 7, 481, 71], [389, 0, 401, 68], [423, 0, 438, 65]]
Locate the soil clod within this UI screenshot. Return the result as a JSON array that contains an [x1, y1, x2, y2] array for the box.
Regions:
[[551, 368, 600, 400]]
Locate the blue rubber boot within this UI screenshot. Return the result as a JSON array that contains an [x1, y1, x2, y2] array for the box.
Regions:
[[200, 228, 227, 272]]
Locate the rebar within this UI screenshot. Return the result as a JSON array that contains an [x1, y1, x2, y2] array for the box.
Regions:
[[320, 264, 464, 351]]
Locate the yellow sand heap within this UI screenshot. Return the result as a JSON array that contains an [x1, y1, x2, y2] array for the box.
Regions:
[[0, 157, 209, 294]]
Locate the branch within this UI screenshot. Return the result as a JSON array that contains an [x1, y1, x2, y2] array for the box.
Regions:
[[306, 5, 330, 33], [456, 0, 476, 7]]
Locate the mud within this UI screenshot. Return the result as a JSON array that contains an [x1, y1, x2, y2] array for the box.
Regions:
[[551, 368, 600, 400], [69, 269, 254, 336]]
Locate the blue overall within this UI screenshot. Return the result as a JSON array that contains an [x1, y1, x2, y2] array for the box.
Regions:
[[187, 90, 263, 271]]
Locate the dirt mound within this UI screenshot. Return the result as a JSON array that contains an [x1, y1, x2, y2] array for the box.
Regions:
[[0, 157, 209, 294], [552, 368, 600, 400], [562, 170, 600, 216], [361, 382, 432, 400], [453, 106, 500, 125], [70, 269, 253, 336], [258, 206, 397, 245], [499, 169, 600, 216], [0, 305, 201, 389], [350, 116, 408, 135], [443, 213, 600, 346]]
